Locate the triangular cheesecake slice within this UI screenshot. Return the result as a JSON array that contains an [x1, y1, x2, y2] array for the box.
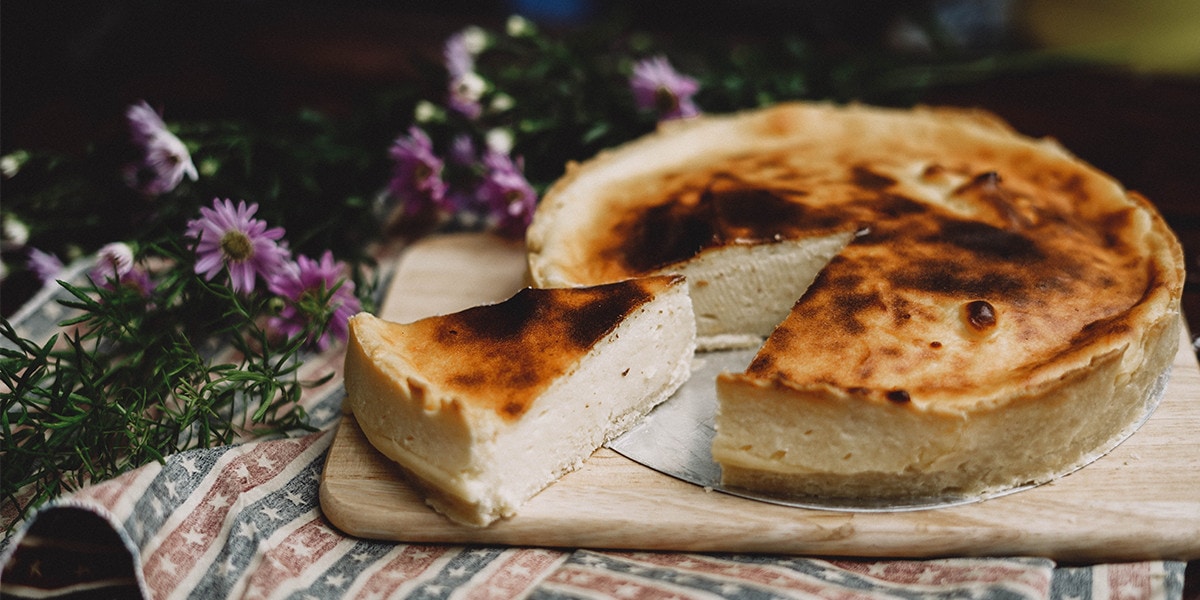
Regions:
[[343, 275, 696, 526]]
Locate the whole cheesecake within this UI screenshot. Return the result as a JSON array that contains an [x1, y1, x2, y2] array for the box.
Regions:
[[526, 102, 1185, 502], [343, 275, 695, 525]]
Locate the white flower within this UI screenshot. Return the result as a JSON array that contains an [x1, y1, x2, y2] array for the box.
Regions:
[[414, 100, 442, 123], [459, 26, 489, 55], [448, 71, 488, 119], [453, 72, 487, 103], [3, 215, 30, 248], [490, 93, 515, 113], [506, 15, 534, 37], [1, 150, 29, 178], [485, 128, 514, 155]]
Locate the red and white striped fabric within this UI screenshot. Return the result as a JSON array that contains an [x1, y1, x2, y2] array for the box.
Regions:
[[0, 424, 1189, 599]]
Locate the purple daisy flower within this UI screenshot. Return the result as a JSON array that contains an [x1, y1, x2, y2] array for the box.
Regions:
[[89, 242, 135, 287], [124, 100, 198, 196], [86, 242, 156, 297], [27, 247, 64, 285], [477, 150, 537, 238], [444, 37, 474, 80], [388, 127, 450, 217], [268, 250, 361, 351], [444, 27, 486, 79], [117, 267, 156, 299], [629, 56, 701, 121], [186, 198, 289, 294]]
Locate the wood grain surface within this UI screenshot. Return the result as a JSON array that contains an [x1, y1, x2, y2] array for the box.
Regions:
[[320, 232, 1200, 561]]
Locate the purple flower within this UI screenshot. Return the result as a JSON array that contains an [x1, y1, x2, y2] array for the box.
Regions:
[[443, 189, 481, 219], [629, 56, 701, 121], [27, 247, 64, 285], [86, 242, 155, 297], [124, 100, 198, 196], [118, 267, 156, 298], [444, 27, 486, 79], [443, 26, 489, 120], [449, 134, 477, 166], [477, 151, 537, 238], [89, 242, 135, 286], [388, 127, 450, 217], [268, 250, 361, 351], [444, 37, 474, 80], [186, 198, 289, 294]]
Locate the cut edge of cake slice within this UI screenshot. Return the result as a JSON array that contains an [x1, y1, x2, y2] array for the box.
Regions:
[[342, 275, 696, 526], [662, 232, 857, 351]]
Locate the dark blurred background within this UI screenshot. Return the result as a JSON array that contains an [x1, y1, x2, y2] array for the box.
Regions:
[[3, 0, 1199, 332], [3, 0, 1023, 148]]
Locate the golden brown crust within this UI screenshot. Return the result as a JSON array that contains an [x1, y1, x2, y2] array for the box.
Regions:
[[529, 101, 1184, 407], [378, 275, 683, 421]]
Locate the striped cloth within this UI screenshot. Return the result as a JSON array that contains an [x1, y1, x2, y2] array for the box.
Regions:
[[1, 420, 1189, 599], [1, 260, 1192, 599]]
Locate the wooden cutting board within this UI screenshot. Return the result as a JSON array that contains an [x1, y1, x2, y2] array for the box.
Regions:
[[320, 232, 1200, 561]]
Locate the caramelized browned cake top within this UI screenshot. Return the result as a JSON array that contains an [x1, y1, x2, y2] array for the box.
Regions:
[[384, 275, 680, 420], [534, 104, 1183, 407], [735, 160, 1165, 405]]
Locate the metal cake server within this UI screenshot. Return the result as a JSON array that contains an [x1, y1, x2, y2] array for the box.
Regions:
[[606, 348, 755, 490]]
